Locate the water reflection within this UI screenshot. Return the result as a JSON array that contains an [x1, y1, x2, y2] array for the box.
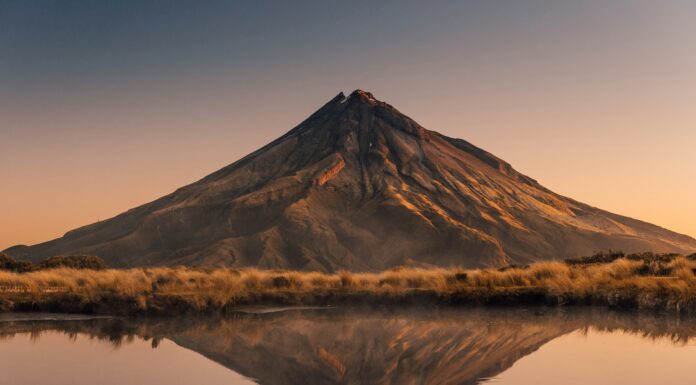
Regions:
[[1, 308, 696, 385]]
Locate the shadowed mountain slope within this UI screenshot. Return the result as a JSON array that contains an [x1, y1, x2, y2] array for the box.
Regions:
[[6, 90, 696, 270]]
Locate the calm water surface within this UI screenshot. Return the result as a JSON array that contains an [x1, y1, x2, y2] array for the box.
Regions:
[[1, 308, 696, 385]]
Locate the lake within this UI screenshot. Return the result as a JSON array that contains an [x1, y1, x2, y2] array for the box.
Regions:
[[1, 307, 696, 385]]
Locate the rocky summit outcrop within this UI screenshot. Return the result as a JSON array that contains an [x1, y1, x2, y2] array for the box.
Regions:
[[6, 90, 696, 270]]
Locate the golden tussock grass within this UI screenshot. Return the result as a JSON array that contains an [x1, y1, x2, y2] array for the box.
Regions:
[[1, 255, 696, 315]]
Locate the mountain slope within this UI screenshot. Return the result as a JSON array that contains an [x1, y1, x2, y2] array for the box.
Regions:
[[6, 90, 696, 270]]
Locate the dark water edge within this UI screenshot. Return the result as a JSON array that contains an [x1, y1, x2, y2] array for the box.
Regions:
[[1, 286, 694, 316], [2, 306, 696, 385]]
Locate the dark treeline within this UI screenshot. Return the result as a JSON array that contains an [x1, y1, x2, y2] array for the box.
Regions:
[[2, 250, 694, 273], [565, 250, 696, 268], [0, 254, 106, 272]]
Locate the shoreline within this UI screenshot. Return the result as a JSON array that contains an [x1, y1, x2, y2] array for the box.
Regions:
[[1, 284, 695, 316], [2, 253, 696, 316]]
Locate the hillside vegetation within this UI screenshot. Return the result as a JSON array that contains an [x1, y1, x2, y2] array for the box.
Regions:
[[0, 254, 106, 272], [1, 252, 696, 315]]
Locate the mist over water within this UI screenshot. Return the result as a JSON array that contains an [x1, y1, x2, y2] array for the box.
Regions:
[[1, 308, 696, 385]]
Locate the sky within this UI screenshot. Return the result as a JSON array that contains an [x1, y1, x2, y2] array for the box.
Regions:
[[1, 0, 695, 250]]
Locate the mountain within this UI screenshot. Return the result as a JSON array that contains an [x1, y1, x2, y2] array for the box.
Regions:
[[5, 90, 696, 270]]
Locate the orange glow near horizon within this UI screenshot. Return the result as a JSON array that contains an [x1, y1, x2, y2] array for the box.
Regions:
[[1, 83, 694, 250], [1, 1, 695, 250]]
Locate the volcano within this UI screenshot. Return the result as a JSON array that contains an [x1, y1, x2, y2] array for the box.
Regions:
[[6, 90, 696, 270]]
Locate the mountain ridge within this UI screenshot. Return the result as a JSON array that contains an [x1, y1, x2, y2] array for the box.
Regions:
[[6, 89, 696, 270]]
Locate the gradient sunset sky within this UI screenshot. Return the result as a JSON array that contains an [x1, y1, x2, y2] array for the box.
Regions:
[[1, 0, 695, 250]]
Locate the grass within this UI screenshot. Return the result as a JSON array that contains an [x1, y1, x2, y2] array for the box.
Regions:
[[1, 253, 696, 315]]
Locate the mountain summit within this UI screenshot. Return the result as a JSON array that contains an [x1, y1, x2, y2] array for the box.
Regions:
[[7, 90, 696, 270]]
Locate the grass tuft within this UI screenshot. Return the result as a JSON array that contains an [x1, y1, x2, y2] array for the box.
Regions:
[[1, 252, 696, 315]]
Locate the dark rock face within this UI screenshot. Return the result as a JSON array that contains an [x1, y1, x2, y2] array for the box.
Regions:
[[6, 90, 696, 270]]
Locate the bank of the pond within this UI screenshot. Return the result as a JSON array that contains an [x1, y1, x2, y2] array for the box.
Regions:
[[1, 254, 696, 316]]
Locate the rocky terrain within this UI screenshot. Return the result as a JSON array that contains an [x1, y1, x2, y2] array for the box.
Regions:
[[6, 90, 696, 270]]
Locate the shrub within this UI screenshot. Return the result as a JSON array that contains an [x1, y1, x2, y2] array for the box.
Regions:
[[38, 255, 107, 270], [338, 271, 353, 288], [0, 253, 35, 273], [271, 276, 291, 288], [565, 250, 625, 265]]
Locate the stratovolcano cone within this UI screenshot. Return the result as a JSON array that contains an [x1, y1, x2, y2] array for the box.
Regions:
[[6, 90, 696, 271]]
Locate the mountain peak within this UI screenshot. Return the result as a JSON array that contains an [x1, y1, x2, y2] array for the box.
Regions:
[[350, 89, 378, 103], [6, 90, 696, 270], [330, 90, 380, 107]]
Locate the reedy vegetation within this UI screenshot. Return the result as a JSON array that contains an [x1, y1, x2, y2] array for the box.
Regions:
[[1, 253, 696, 314]]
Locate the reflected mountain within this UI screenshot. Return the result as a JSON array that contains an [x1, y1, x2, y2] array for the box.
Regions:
[[1, 308, 696, 385], [169, 309, 575, 385]]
